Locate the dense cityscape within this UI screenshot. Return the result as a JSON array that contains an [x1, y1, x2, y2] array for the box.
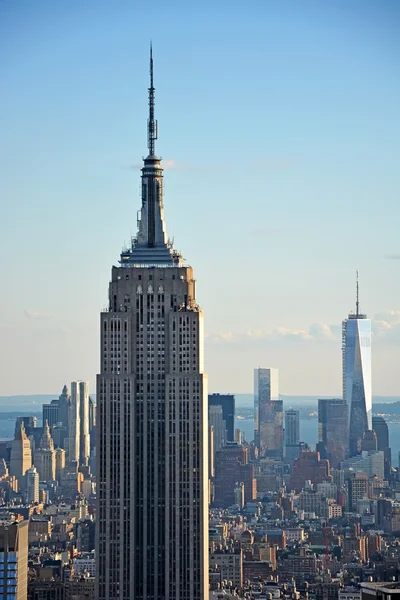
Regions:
[[1, 36, 399, 600]]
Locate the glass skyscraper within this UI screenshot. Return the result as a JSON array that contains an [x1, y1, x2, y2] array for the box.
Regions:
[[342, 281, 372, 457], [254, 368, 283, 457]]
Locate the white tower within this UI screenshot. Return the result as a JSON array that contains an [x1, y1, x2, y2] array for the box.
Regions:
[[26, 466, 39, 504]]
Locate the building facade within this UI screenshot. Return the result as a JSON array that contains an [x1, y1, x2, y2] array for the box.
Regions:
[[254, 368, 283, 457], [318, 398, 349, 467], [33, 421, 56, 483], [42, 399, 59, 429], [208, 394, 235, 441], [96, 48, 208, 600], [0, 519, 28, 600], [342, 280, 372, 456], [26, 466, 39, 504], [285, 409, 300, 460], [9, 427, 32, 492]]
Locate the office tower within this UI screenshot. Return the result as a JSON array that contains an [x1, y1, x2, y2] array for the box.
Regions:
[[33, 421, 56, 482], [285, 408, 300, 460], [88, 396, 96, 432], [70, 382, 81, 464], [26, 466, 39, 504], [254, 368, 283, 456], [9, 427, 32, 491], [208, 394, 235, 441], [14, 416, 36, 438], [208, 404, 226, 457], [209, 425, 215, 478], [318, 398, 349, 467], [342, 450, 385, 481], [79, 382, 90, 466], [346, 471, 369, 511], [55, 448, 66, 482], [289, 450, 331, 493], [214, 443, 256, 507], [58, 384, 71, 431], [70, 381, 90, 466], [42, 399, 59, 428], [96, 48, 208, 600], [361, 429, 377, 451], [342, 275, 372, 456], [372, 415, 391, 477], [0, 519, 28, 600]]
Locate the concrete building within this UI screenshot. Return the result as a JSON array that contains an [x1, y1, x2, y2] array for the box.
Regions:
[[361, 582, 400, 600], [26, 466, 39, 504], [209, 548, 243, 588], [289, 450, 331, 493], [57, 384, 71, 434], [70, 381, 90, 466], [208, 394, 235, 441], [346, 471, 369, 511], [10, 426, 32, 491], [342, 276, 372, 456], [254, 368, 283, 457], [342, 450, 385, 481], [0, 519, 29, 600], [33, 421, 56, 482], [96, 48, 208, 600], [214, 443, 256, 507], [55, 448, 66, 483]]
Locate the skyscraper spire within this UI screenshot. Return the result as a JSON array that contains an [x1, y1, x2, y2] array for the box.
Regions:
[[119, 46, 182, 267], [147, 42, 158, 157], [356, 269, 359, 317]]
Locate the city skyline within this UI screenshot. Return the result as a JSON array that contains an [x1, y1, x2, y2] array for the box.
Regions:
[[1, 1, 400, 396]]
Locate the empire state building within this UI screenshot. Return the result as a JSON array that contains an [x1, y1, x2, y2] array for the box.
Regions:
[[96, 48, 209, 600]]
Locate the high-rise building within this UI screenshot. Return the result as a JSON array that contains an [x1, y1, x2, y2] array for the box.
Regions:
[[14, 417, 36, 438], [254, 368, 283, 456], [372, 415, 391, 477], [58, 384, 71, 431], [285, 409, 300, 460], [96, 48, 208, 600], [55, 448, 66, 483], [26, 466, 39, 504], [342, 275, 372, 456], [69, 381, 90, 466], [42, 399, 59, 428], [33, 421, 56, 482], [79, 382, 90, 466], [318, 398, 349, 467], [208, 404, 226, 456], [214, 443, 256, 508], [0, 519, 29, 600], [9, 427, 32, 491], [208, 394, 235, 441], [70, 382, 81, 465], [89, 396, 96, 432]]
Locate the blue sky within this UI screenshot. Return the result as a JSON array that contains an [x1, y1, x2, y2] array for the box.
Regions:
[[1, 1, 399, 396]]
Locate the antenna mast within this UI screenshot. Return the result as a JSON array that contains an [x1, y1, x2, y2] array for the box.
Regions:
[[147, 43, 158, 156], [356, 270, 359, 317]]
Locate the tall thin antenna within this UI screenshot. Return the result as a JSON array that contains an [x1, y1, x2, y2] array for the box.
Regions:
[[147, 42, 158, 156], [356, 269, 359, 317]]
